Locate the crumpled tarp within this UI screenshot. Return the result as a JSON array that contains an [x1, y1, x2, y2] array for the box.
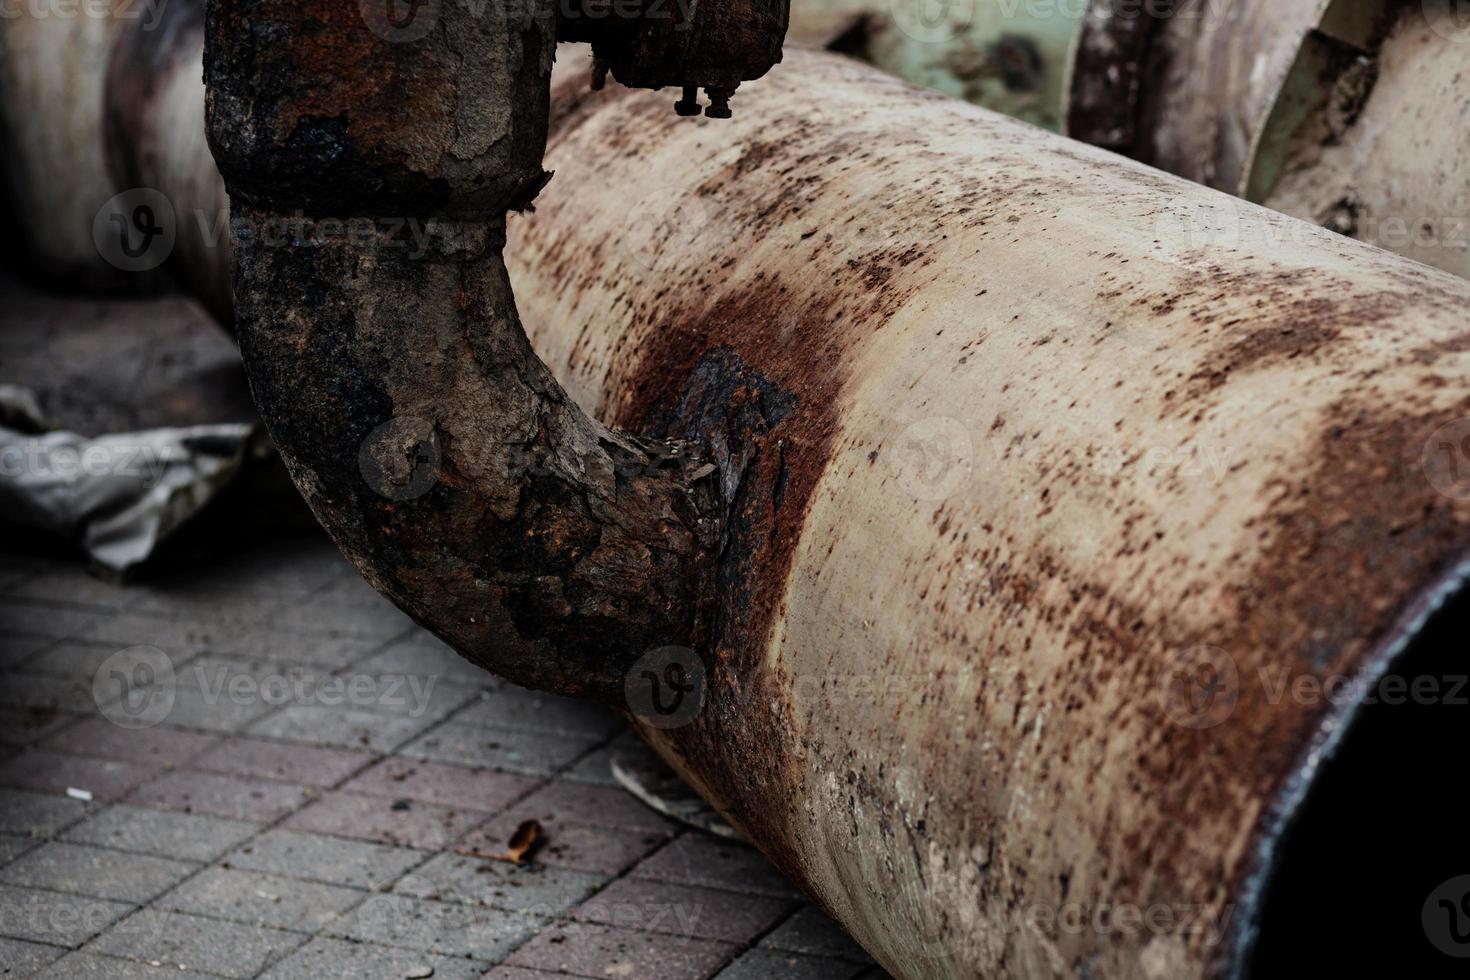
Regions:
[[0, 383, 259, 573]]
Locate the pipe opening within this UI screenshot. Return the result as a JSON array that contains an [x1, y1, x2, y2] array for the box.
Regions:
[[1241, 577, 1470, 977]]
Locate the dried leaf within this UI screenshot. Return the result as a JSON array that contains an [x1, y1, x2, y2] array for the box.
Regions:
[[454, 818, 543, 865]]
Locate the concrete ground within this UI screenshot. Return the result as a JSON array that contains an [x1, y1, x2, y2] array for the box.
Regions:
[[0, 534, 891, 979]]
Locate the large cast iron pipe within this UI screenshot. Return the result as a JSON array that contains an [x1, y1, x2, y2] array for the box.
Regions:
[[8, 11, 1470, 977]]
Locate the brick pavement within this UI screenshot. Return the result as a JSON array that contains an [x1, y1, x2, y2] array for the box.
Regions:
[[0, 536, 891, 980]]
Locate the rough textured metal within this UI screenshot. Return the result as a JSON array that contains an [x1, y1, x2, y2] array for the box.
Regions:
[[789, 0, 1082, 131], [512, 48, 1470, 979], [16, 12, 1470, 976], [1065, 0, 1470, 280]]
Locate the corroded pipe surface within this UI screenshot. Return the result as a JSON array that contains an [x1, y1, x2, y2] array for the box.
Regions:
[[10, 15, 1470, 976], [511, 48, 1470, 979]]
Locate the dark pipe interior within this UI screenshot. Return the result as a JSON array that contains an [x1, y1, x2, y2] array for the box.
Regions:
[[1244, 583, 1470, 977]]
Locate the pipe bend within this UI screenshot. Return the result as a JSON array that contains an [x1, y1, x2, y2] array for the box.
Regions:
[[207, 3, 720, 697]]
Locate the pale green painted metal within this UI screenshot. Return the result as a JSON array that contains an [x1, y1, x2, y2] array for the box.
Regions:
[[791, 0, 1086, 131]]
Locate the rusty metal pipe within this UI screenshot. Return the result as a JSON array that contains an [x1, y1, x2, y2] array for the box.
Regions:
[[9, 12, 1470, 976]]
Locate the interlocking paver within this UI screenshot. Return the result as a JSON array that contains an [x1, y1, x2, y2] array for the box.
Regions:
[[257, 935, 486, 980], [0, 842, 196, 903], [39, 719, 217, 768], [158, 866, 362, 932], [0, 673, 98, 715], [761, 906, 874, 962], [225, 829, 425, 890], [632, 833, 801, 899], [396, 853, 606, 916], [0, 936, 64, 976], [125, 770, 312, 822], [23, 640, 144, 680], [399, 723, 599, 777], [575, 877, 796, 945], [283, 791, 487, 850], [450, 689, 621, 740], [353, 635, 500, 688], [458, 814, 665, 877], [201, 628, 385, 671], [191, 737, 371, 787], [0, 633, 51, 670], [507, 781, 678, 836], [508, 921, 735, 980], [62, 805, 259, 863], [0, 707, 76, 748], [0, 600, 102, 640], [0, 751, 154, 801], [714, 949, 870, 980], [0, 833, 35, 865], [33, 951, 212, 979], [342, 759, 538, 813], [0, 884, 132, 946], [247, 704, 437, 754], [88, 908, 303, 979], [326, 893, 543, 960], [265, 598, 415, 639], [0, 789, 89, 838]]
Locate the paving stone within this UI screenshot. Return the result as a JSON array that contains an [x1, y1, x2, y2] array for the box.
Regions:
[[0, 601, 102, 641], [575, 877, 796, 945], [257, 935, 486, 980], [225, 829, 425, 890], [0, 708, 77, 748], [508, 922, 735, 980], [342, 759, 538, 814], [0, 674, 100, 716], [326, 893, 543, 960], [631, 834, 800, 899], [125, 770, 312, 822], [0, 751, 155, 801], [353, 634, 500, 688], [399, 723, 601, 777], [396, 853, 605, 917], [458, 813, 665, 877], [0, 834, 35, 866], [33, 952, 212, 979], [714, 950, 869, 980], [0, 884, 132, 946], [284, 791, 487, 850], [0, 789, 89, 838], [508, 781, 677, 837], [61, 806, 259, 863], [0, 842, 196, 903], [10, 574, 134, 610], [191, 737, 371, 787], [201, 628, 384, 671], [0, 936, 64, 976], [158, 866, 362, 932], [90, 908, 303, 980], [450, 689, 621, 740], [73, 613, 250, 655], [761, 907, 873, 962], [479, 968, 565, 980], [265, 598, 415, 639], [39, 720, 216, 768], [247, 704, 437, 754], [0, 634, 51, 670], [23, 641, 144, 681], [558, 731, 657, 788]]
